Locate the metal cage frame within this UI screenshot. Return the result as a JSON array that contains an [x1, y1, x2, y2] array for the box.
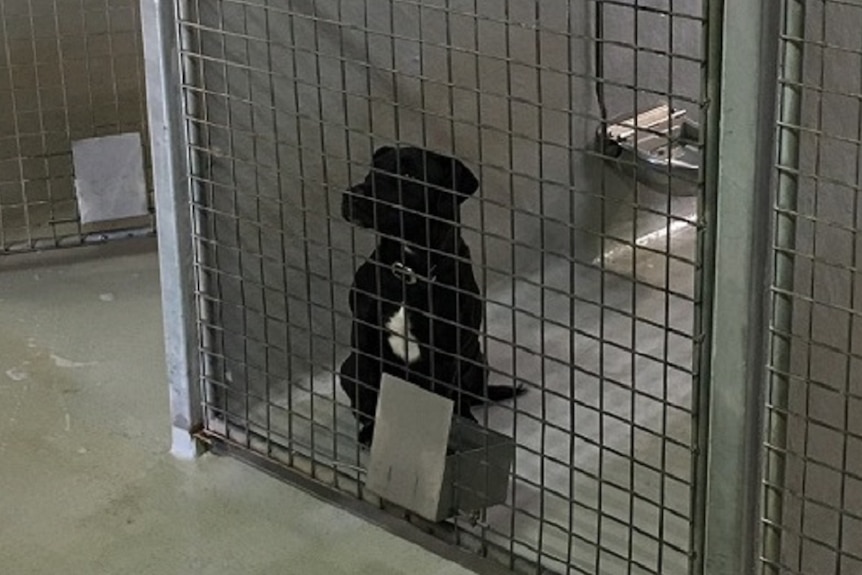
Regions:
[[139, 0, 812, 573]]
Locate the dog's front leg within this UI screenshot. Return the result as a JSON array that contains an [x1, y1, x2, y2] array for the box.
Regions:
[[338, 352, 382, 446]]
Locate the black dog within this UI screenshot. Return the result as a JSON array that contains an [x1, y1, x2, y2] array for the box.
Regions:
[[339, 146, 523, 446]]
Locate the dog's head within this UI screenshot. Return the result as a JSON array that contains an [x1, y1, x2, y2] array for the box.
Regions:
[[341, 146, 478, 247]]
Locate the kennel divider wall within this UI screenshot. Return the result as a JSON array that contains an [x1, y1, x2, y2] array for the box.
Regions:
[[762, 0, 862, 573]]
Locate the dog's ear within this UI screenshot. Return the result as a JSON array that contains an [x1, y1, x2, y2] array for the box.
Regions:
[[434, 156, 479, 219], [445, 157, 479, 202], [372, 145, 395, 164]]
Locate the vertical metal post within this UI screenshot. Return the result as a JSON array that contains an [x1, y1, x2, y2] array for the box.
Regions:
[[141, 0, 204, 458], [695, 0, 780, 573]]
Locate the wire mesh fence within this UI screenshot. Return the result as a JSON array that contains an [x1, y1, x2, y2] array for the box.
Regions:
[[174, 0, 710, 573], [0, 0, 152, 253], [763, 0, 862, 573]]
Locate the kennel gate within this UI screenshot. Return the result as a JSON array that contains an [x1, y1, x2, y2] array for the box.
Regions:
[[0, 0, 154, 253], [143, 0, 775, 573]]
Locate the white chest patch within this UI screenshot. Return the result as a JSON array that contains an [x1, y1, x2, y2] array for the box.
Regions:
[[386, 306, 421, 364]]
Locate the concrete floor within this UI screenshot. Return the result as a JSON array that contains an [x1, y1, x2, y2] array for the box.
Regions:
[[0, 239, 473, 575]]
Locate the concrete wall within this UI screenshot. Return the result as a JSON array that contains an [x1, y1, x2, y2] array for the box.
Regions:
[[0, 0, 149, 250]]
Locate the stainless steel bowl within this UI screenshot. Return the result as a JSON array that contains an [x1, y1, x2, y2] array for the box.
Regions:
[[597, 104, 701, 197]]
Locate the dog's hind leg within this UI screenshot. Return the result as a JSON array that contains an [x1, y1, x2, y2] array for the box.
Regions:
[[338, 352, 382, 446], [458, 348, 489, 395], [460, 349, 526, 406]]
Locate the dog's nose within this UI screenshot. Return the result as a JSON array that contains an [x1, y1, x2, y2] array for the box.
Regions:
[[342, 186, 364, 221], [343, 187, 369, 226], [341, 192, 353, 222]]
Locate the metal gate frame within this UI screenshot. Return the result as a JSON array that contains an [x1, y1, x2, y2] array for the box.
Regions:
[[693, 0, 781, 574], [142, 0, 203, 460], [141, 0, 785, 573]]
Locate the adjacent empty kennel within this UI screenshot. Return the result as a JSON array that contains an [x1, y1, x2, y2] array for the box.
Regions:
[[141, 0, 784, 573], [0, 0, 152, 252]]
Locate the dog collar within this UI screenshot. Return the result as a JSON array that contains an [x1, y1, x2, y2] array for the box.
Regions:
[[390, 261, 436, 285]]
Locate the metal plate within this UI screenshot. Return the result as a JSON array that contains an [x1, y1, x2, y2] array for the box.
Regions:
[[366, 375, 454, 522]]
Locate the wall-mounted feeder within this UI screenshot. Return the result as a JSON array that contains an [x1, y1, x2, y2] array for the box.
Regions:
[[366, 375, 515, 523], [597, 104, 701, 196]]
